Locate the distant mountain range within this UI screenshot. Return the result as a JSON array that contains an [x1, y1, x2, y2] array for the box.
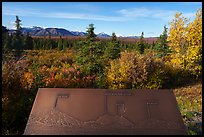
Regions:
[[8, 26, 146, 38], [9, 26, 85, 37], [8, 26, 112, 37]]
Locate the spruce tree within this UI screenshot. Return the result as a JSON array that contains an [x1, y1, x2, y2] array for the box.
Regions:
[[4, 32, 11, 51], [2, 26, 9, 51], [139, 32, 145, 54], [15, 16, 22, 37], [104, 32, 120, 60], [43, 34, 53, 50], [111, 32, 117, 42], [155, 25, 170, 58], [11, 34, 17, 50], [63, 39, 68, 51], [2, 26, 8, 34], [57, 36, 63, 50], [14, 16, 23, 51], [33, 39, 38, 50], [76, 24, 104, 76], [86, 23, 96, 42], [23, 32, 33, 50]]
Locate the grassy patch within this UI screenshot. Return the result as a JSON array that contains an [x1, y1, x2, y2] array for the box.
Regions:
[[173, 81, 202, 135]]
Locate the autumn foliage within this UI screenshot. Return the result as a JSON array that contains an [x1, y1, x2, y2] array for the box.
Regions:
[[2, 9, 202, 135], [167, 9, 202, 77], [107, 50, 166, 89]]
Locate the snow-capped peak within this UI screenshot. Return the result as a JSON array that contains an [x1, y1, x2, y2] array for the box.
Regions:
[[97, 32, 110, 37], [98, 32, 106, 35]]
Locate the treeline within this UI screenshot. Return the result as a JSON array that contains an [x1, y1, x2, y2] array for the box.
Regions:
[[2, 24, 79, 51], [2, 16, 167, 56], [2, 26, 33, 51], [32, 36, 79, 50]]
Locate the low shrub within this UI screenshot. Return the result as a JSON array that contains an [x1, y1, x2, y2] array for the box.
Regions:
[[107, 50, 166, 89], [2, 59, 34, 135], [37, 64, 96, 88], [25, 49, 74, 69]]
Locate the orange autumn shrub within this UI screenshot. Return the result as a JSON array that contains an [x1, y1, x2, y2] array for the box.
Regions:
[[39, 64, 96, 88]]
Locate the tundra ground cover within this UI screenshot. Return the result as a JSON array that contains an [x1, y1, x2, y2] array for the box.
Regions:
[[2, 49, 202, 135]]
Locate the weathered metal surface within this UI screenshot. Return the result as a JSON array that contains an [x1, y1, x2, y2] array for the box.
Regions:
[[24, 88, 186, 135]]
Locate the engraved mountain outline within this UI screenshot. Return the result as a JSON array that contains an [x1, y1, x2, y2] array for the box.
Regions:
[[27, 108, 185, 131]]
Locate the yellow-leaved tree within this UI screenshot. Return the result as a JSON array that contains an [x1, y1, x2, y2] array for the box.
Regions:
[[167, 8, 202, 77], [185, 9, 202, 77]]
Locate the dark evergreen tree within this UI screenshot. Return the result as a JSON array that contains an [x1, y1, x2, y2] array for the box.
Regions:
[[43, 38, 52, 50], [86, 23, 96, 42], [2, 26, 9, 52], [151, 41, 156, 50], [23, 32, 33, 50], [63, 39, 68, 51], [33, 39, 38, 50], [138, 32, 145, 54], [4, 32, 12, 51], [154, 25, 170, 58], [104, 32, 120, 60], [15, 16, 22, 35], [57, 36, 63, 50], [15, 16, 22, 31], [42, 32, 52, 49], [11, 34, 17, 50], [38, 39, 42, 49], [13, 16, 23, 51], [75, 24, 105, 76], [111, 32, 117, 42], [2, 26, 8, 34]]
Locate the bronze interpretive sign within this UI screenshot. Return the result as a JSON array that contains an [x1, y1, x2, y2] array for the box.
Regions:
[[24, 88, 187, 135]]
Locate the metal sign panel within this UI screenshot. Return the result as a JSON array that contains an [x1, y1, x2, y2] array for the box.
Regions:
[[24, 88, 186, 135]]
